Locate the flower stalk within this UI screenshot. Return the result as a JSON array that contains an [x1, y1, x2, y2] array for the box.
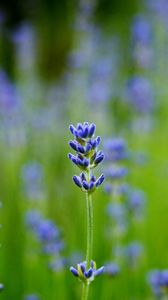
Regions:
[[86, 190, 93, 270], [68, 122, 105, 300]]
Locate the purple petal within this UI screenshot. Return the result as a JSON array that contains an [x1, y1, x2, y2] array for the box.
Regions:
[[70, 267, 79, 277], [94, 266, 105, 276], [73, 176, 82, 188]]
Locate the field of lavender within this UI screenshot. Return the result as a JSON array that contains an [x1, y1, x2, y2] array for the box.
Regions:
[[1, 1, 168, 300]]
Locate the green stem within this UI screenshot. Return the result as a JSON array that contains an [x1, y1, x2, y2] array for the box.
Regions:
[[81, 169, 93, 300], [81, 284, 89, 300], [86, 191, 93, 269]]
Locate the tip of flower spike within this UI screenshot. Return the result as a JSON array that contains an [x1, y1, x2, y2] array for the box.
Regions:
[[70, 260, 104, 284], [77, 123, 83, 130], [88, 123, 96, 137], [82, 126, 89, 138], [69, 124, 77, 135]]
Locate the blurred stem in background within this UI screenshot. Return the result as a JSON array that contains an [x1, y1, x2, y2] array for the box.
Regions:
[[0, 0, 140, 81]]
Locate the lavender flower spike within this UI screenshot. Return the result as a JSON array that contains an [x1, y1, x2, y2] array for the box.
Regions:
[[70, 260, 104, 285], [68, 122, 105, 300], [68, 122, 105, 193]]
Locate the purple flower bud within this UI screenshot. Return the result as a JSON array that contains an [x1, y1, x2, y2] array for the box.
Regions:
[[83, 159, 89, 167], [97, 150, 103, 157], [77, 123, 83, 130], [76, 157, 89, 168], [95, 174, 105, 187], [89, 181, 95, 190], [90, 260, 96, 269], [90, 175, 96, 182], [90, 139, 97, 148], [85, 143, 92, 153], [85, 268, 93, 278], [88, 123, 96, 137], [73, 176, 82, 188], [79, 262, 86, 274], [76, 130, 84, 139], [82, 126, 89, 138], [94, 266, 105, 276], [95, 136, 101, 147], [77, 144, 85, 154], [69, 141, 78, 151], [76, 157, 84, 167], [94, 153, 104, 165], [69, 124, 77, 135], [80, 172, 87, 181], [68, 153, 78, 166], [82, 181, 89, 190], [70, 267, 79, 277]]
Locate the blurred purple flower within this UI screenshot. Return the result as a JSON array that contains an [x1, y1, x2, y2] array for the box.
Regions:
[[0, 70, 20, 114], [48, 258, 67, 272], [104, 138, 128, 162], [148, 269, 168, 298], [36, 220, 59, 243], [107, 202, 126, 220], [25, 210, 65, 272], [21, 162, 45, 201], [42, 241, 64, 255], [147, 0, 168, 22], [104, 262, 120, 277], [133, 45, 153, 69], [124, 242, 143, 268], [126, 76, 154, 114], [88, 59, 113, 103], [127, 189, 146, 219], [25, 210, 42, 229], [132, 14, 152, 45]]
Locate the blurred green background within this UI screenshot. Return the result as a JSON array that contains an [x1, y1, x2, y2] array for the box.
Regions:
[[0, 0, 168, 299]]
